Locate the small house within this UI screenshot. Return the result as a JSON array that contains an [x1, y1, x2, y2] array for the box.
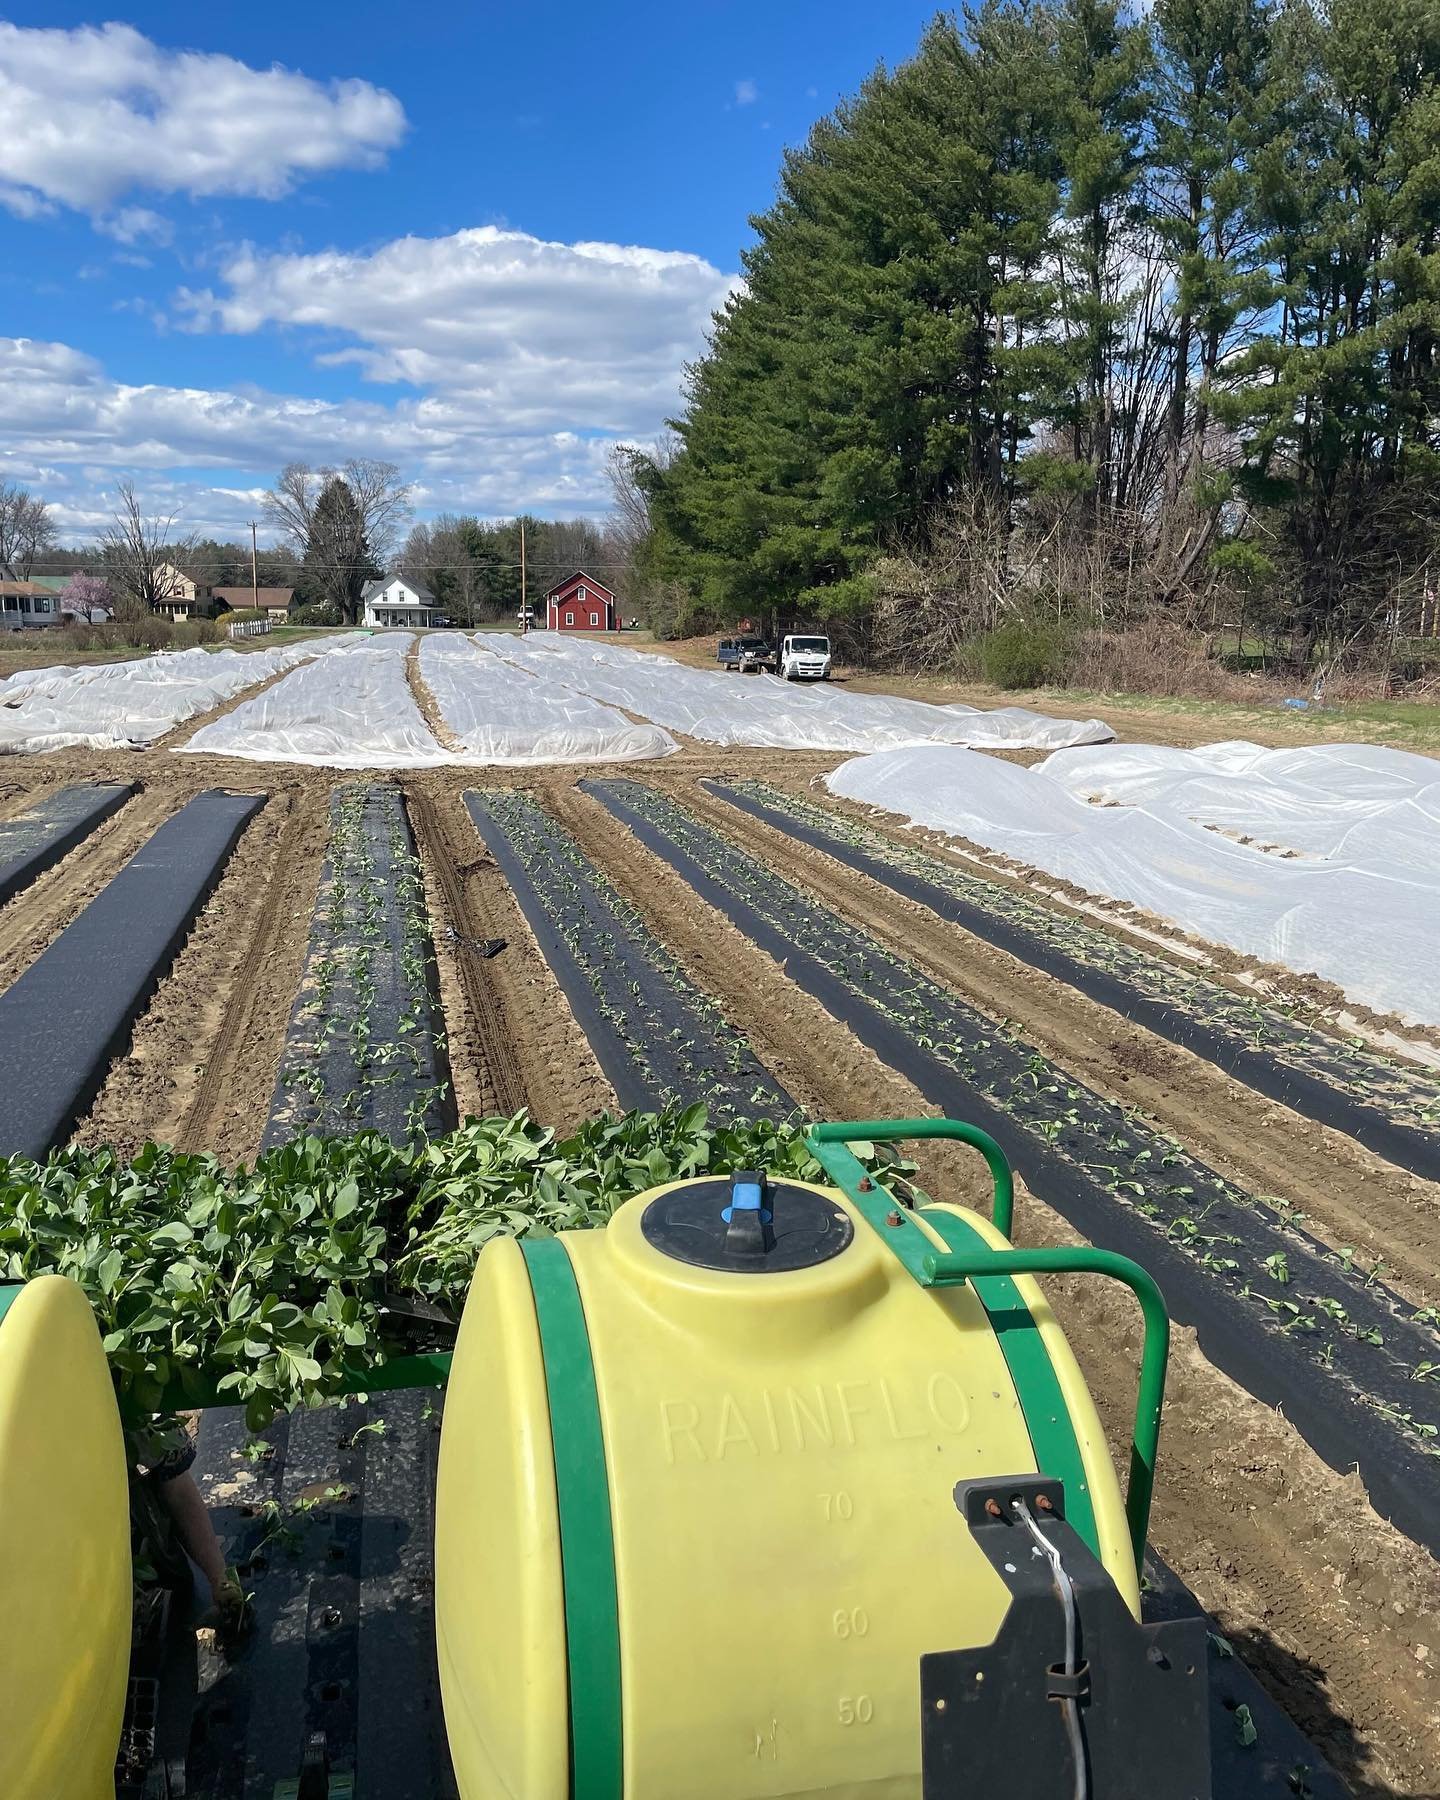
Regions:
[[545, 572, 615, 633], [0, 581, 62, 628], [212, 586, 295, 625], [361, 574, 437, 629], [152, 562, 199, 620]]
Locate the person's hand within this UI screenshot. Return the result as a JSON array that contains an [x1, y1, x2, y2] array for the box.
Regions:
[[214, 1567, 254, 1643]]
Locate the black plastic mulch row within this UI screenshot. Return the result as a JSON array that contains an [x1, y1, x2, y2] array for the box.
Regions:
[[465, 788, 791, 1120], [0, 781, 135, 905], [586, 779, 1440, 1558], [711, 779, 1440, 1180], [188, 1392, 457, 1799], [264, 785, 454, 1149], [0, 789, 264, 1160]]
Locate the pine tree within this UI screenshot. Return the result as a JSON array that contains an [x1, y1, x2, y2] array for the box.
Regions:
[[298, 477, 380, 624]]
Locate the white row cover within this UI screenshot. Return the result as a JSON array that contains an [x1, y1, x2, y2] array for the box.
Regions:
[[827, 744, 1440, 1026], [418, 635, 676, 763], [178, 633, 679, 768], [180, 634, 451, 768], [0, 642, 321, 754], [479, 632, 1113, 753], [1037, 740, 1440, 877]]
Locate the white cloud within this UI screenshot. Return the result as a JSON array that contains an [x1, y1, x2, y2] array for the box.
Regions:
[[0, 333, 669, 541], [3, 220, 737, 539], [734, 78, 759, 106], [0, 22, 406, 226], [96, 207, 174, 247], [177, 225, 740, 434]]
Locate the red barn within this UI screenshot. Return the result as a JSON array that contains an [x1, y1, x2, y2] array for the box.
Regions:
[[545, 571, 616, 632]]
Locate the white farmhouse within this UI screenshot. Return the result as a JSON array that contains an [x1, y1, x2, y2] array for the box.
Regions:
[[361, 573, 437, 629]]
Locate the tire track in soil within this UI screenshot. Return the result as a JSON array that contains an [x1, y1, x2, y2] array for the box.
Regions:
[[552, 783, 1440, 1799], [671, 776, 1440, 1311], [406, 784, 525, 1119], [0, 782, 179, 993], [72, 784, 329, 1164], [414, 775, 615, 1131]]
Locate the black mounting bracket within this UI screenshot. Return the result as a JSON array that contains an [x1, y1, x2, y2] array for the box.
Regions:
[[920, 1476, 1211, 1799]]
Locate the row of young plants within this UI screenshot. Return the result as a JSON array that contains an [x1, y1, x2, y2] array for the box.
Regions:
[[591, 780, 1440, 1462], [719, 780, 1440, 1148], [466, 788, 791, 1119], [267, 785, 454, 1148], [0, 1106, 829, 1431]]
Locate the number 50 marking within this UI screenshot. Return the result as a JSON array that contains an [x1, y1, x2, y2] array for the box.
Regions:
[[838, 1695, 874, 1725]]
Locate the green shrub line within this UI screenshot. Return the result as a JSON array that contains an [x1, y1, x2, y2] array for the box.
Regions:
[[0, 1106, 845, 1432]]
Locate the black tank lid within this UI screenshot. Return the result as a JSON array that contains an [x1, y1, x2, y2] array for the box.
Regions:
[[640, 1172, 854, 1273]]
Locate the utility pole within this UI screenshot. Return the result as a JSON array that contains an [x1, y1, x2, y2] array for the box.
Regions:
[[249, 521, 259, 613], [520, 519, 528, 634]]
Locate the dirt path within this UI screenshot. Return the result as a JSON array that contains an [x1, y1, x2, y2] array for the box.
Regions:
[[406, 784, 526, 1120], [406, 773, 615, 1131], [72, 782, 330, 1163]]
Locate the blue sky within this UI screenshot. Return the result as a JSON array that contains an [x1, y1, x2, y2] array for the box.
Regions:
[[1, 3, 942, 548]]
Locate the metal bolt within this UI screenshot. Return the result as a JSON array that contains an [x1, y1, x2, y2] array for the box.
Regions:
[[858, 1177, 874, 1192], [935, 1697, 947, 1713], [1035, 1493, 1053, 1513], [885, 1209, 903, 1227], [984, 1498, 1003, 1518]]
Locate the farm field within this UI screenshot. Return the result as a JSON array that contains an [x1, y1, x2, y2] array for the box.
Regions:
[[1, 634, 1438, 1796]]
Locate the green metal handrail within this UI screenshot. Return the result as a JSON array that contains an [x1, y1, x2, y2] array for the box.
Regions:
[[808, 1115, 1014, 1238], [805, 1117, 1169, 1569], [920, 1243, 1168, 1569]]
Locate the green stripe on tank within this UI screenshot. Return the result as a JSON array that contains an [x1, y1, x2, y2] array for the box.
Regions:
[[520, 1237, 623, 1800], [918, 1208, 1100, 1557]]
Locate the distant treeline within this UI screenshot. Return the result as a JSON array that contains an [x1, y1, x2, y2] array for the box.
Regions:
[[623, 0, 1440, 671]]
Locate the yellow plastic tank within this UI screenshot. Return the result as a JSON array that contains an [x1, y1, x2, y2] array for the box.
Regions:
[[435, 1172, 1135, 1798], [0, 1276, 131, 1800]]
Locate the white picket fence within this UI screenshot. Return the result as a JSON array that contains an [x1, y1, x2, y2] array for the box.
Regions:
[[227, 618, 272, 640]]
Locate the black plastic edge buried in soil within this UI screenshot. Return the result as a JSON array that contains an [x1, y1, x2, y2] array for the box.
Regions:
[[0, 789, 264, 1160], [464, 790, 792, 1121], [264, 786, 456, 1149], [708, 780, 1440, 1183], [0, 781, 136, 907], [586, 778, 1440, 1563]]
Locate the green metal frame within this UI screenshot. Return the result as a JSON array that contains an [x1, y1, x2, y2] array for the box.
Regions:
[[140, 1349, 453, 1423], [521, 1236, 624, 1800], [806, 1118, 1169, 1572], [0, 1282, 20, 1328]]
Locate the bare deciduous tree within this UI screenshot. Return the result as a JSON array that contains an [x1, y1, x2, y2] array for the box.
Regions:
[[264, 460, 413, 623], [0, 483, 57, 579], [101, 481, 196, 619]]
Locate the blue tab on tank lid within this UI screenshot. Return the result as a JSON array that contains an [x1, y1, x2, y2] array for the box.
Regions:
[[721, 1172, 771, 1223]]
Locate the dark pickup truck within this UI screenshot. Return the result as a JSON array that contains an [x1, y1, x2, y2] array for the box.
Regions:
[[716, 635, 777, 673]]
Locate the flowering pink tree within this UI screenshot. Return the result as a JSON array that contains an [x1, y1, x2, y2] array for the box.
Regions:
[[59, 572, 113, 622]]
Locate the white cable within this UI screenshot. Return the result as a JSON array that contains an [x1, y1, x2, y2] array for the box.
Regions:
[[1014, 1497, 1088, 1800]]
